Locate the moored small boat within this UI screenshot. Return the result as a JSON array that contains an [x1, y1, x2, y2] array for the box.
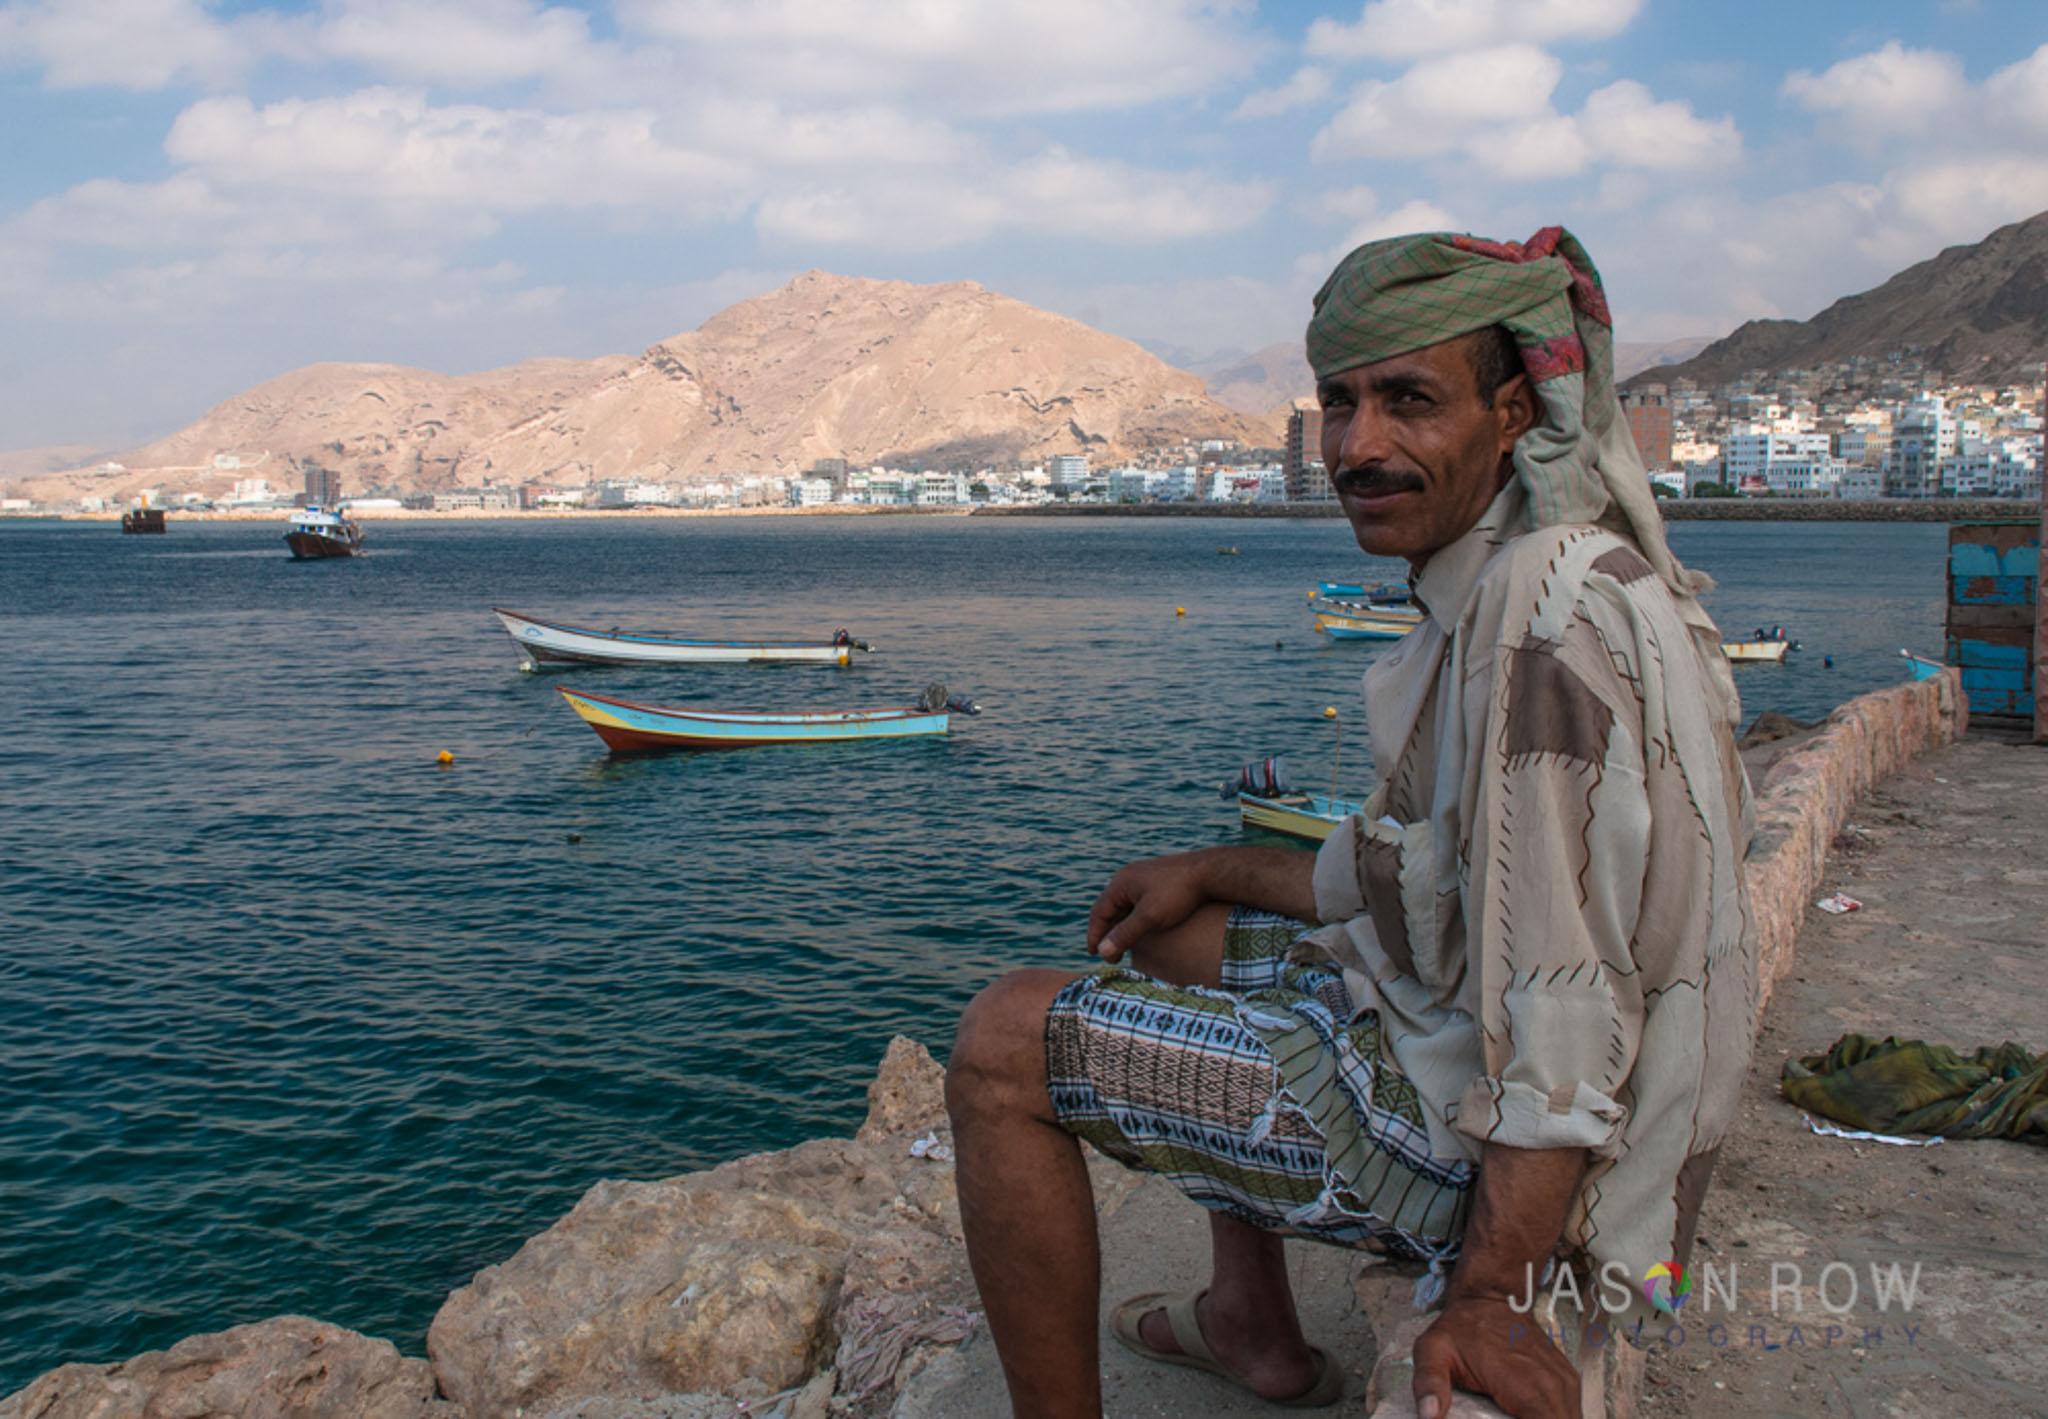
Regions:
[[1900, 648, 1945, 681], [1238, 791, 1360, 842], [286, 505, 364, 559], [557, 685, 974, 753], [1313, 609, 1415, 641], [1721, 639, 1790, 664], [121, 500, 167, 534], [1317, 580, 1410, 603], [495, 608, 871, 668]]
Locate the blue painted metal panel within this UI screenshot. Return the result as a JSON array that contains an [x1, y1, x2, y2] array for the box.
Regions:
[[1954, 640, 2031, 669], [1950, 574, 2036, 605], [1949, 543, 2039, 579]]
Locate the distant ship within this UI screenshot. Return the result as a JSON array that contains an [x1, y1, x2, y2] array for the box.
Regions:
[[285, 505, 364, 559], [121, 493, 167, 534]]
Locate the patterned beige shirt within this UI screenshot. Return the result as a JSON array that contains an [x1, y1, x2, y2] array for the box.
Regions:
[[1304, 482, 1759, 1327]]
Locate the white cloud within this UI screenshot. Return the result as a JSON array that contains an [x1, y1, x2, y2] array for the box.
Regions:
[[1233, 65, 1331, 120], [1579, 80, 1740, 170], [1984, 42, 2048, 139], [314, 0, 595, 86], [1311, 46, 1732, 179], [163, 90, 752, 219], [757, 148, 1274, 251], [618, 0, 1258, 115], [1782, 41, 1967, 139], [1312, 44, 1564, 162], [1307, 0, 1641, 62], [0, 0, 294, 89]]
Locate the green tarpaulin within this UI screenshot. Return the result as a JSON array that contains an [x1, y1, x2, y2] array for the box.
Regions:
[[1781, 1034, 2048, 1145]]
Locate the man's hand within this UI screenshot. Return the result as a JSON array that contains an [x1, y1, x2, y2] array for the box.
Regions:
[[1411, 1296, 1579, 1419], [1413, 1142, 1589, 1419], [1086, 851, 1212, 963], [1086, 846, 1319, 963]]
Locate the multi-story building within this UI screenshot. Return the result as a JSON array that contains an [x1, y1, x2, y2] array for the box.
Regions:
[[1721, 428, 1828, 487], [1048, 454, 1090, 488], [1621, 388, 1674, 467], [1885, 395, 1953, 497], [304, 467, 342, 506], [1284, 401, 1332, 500], [1762, 456, 1847, 497], [789, 479, 835, 507]]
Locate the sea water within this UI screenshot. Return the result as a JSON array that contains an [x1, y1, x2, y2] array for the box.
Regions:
[[0, 514, 1946, 1388]]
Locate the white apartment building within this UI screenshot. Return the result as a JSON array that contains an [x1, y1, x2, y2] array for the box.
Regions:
[[1048, 454, 1090, 487], [1943, 438, 2041, 499], [1886, 395, 1953, 497], [1838, 465, 1885, 500], [1721, 428, 1828, 487], [1762, 456, 1848, 497], [789, 478, 835, 507]]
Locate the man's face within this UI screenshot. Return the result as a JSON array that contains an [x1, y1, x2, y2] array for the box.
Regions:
[[1317, 333, 1535, 564]]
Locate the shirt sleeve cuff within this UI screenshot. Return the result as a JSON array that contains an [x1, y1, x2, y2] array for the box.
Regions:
[[1453, 1077, 1629, 1158], [1310, 811, 1367, 924]]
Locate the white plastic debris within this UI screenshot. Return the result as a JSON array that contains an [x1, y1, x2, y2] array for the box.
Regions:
[[908, 1130, 954, 1162], [1802, 1114, 1943, 1147], [1814, 893, 1863, 914]]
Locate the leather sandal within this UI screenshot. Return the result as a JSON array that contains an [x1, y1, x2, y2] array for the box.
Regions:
[[1108, 1289, 1347, 1408]]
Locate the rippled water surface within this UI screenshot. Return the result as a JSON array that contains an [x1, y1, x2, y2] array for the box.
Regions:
[[0, 514, 1947, 1387]]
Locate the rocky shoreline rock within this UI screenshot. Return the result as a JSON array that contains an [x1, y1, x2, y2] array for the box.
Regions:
[[0, 1039, 987, 1419]]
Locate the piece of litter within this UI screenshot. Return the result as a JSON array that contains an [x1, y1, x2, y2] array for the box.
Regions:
[[908, 1130, 954, 1162], [1803, 1114, 1943, 1147], [1814, 893, 1862, 914], [669, 1282, 701, 1308]]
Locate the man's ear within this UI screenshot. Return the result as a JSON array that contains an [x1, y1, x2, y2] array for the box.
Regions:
[[1496, 373, 1540, 450]]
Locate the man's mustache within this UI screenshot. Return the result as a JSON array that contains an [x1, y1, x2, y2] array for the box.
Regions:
[[1332, 465, 1424, 498]]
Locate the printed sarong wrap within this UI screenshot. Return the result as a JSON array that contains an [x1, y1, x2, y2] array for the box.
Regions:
[[1305, 227, 1738, 729], [1046, 909, 1473, 1264]]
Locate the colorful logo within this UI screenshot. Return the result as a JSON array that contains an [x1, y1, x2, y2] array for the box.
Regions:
[[1643, 1262, 1694, 1313]]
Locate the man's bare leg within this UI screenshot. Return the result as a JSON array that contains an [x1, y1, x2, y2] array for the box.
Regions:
[[948, 967, 1101, 1417], [1116, 904, 1322, 1398]]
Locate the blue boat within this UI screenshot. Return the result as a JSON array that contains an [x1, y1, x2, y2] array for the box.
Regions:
[[1900, 648, 1945, 681], [558, 686, 973, 753], [1317, 579, 1411, 602]]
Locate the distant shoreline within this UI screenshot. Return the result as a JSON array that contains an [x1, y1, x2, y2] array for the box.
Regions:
[[9, 497, 2038, 525]]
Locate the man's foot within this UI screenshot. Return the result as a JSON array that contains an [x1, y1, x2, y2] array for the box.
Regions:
[[1126, 1289, 1333, 1403]]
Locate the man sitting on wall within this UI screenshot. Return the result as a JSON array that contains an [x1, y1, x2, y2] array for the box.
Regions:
[[946, 228, 1758, 1419]]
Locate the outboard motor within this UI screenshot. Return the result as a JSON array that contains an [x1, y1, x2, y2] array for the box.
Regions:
[[945, 694, 982, 717], [1221, 755, 1293, 799]]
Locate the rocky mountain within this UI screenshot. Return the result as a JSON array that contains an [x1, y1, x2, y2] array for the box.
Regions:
[[1612, 336, 1714, 381], [1181, 335, 1714, 416], [1628, 210, 2048, 388], [1184, 342, 1314, 418], [10, 273, 1275, 504]]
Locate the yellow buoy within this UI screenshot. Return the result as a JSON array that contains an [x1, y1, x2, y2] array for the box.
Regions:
[[1323, 706, 1338, 719], [1306, 588, 1316, 600], [437, 750, 455, 765], [1175, 606, 1186, 617]]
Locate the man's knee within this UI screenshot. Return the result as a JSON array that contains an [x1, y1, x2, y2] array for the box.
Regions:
[[947, 969, 1071, 1125]]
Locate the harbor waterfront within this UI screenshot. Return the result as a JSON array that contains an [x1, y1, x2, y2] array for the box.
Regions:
[[0, 514, 1949, 1392]]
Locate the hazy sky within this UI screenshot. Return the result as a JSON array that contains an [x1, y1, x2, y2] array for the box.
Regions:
[[3, 0, 2045, 449]]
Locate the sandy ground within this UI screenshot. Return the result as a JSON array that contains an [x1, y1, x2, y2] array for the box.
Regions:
[[1641, 735, 2048, 1418]]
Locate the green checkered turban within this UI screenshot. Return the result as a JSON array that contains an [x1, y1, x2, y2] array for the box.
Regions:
[[1307, 226, 1704, 603]]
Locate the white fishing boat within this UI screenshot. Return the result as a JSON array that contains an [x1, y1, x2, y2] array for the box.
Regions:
[[494, 608, 872, 668], [285, 505, 364, 559], [1721, 639, 1790, 664]]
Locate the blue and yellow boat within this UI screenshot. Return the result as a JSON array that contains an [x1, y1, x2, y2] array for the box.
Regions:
[[1313, 606, 1418, 640], [557, 686, 971, 753], [1238, 791, 1360, 842]]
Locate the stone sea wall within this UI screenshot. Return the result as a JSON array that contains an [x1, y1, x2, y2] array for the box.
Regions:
[[0, 677, 1973, 1419], [1740, 669, 1968, 1007], [972, 499, 2036, 522]]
